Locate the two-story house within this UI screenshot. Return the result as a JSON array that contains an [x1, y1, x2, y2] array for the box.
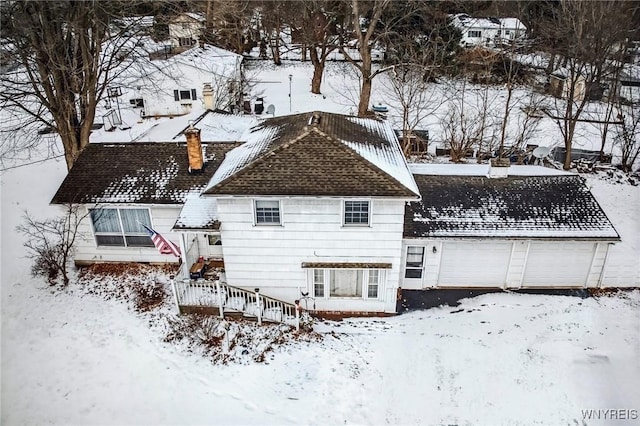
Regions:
[[51, 111, 620, 318]]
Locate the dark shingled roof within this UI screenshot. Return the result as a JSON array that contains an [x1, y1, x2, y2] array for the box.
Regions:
[[405, 174, 619, 240], [51, 142, 239, 204], [203, 111, 419, 198]]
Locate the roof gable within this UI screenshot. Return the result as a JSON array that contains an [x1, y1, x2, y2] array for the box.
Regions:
[[204, 111, 419, 197], [51, 142, 238, 205], [405, 174, 619, 240]]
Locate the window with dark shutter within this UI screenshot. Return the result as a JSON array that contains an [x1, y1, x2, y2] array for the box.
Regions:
[[173, 90, 179, 101], [191, 89, 197, 100]]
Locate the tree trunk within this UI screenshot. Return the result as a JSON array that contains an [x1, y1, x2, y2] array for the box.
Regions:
[[358, 76, 372, 116], [309, 46, 324, 94]]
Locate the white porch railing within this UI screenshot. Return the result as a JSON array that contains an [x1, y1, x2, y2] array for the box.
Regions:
[[171, 276, 300, 330]]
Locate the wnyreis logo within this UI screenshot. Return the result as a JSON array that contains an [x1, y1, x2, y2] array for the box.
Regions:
[[582, 409, 638, 421]]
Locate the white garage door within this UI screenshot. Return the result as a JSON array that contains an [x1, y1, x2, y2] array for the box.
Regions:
[[438, 242, 512, 287], [523, 242, 595, 287]]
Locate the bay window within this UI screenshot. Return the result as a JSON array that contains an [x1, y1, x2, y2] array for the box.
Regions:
[[90, 208, 153, 247], [312, 269, 382, 299]]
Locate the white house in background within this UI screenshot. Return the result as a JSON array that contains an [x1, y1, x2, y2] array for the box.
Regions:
[[51, 111, 621, 317], [125, 44, 243, 117], [450, 14, 527, 48], [168, 12, 206, 48]]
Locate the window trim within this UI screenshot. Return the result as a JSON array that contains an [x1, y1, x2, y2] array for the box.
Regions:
[[311, 268, 383, 300], [89, 207, 154, 248], [254, 199, 282, 226], [343, 199, 371, 227]]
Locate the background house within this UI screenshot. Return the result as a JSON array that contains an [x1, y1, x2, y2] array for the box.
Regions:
[[168, 12, 206, 48], [450, 14, 527, 48], [125, 44, 243, 117]]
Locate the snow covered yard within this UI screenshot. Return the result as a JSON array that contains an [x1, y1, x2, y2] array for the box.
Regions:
[[2, 58, 640, 425], [1, 154, 639, 425]]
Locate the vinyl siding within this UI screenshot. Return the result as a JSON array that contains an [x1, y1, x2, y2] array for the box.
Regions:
[[216, 197, 405, 312]]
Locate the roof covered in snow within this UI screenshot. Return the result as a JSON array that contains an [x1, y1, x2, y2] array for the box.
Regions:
[[51, 142, 239, 205], [174, 192, 220, 230], [405, 173, 619, 240], [450, 14, 526, 31], [203, 111, 420, 198]]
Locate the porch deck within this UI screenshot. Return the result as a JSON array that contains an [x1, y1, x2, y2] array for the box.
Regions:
[[171, 276, 301, 328]]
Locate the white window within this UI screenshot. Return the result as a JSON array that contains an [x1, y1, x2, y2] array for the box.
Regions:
[[344, 200, 370, 226], [468, 30, 482, 38], [313, 269, 381, 299], [174, 89, 197, 101], [255, 200, 281, 225], [90, 208, 153, 248], [405, 246, 425, 279]]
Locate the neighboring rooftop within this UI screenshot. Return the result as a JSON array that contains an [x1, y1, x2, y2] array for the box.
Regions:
[[204, 111, 419, 198], [51, 142, 239, 205], [405, 173, 619, 240], [89, 108, 257, 144]]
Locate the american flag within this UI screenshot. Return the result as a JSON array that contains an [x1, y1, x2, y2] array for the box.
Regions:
[[142, 224, 181, 257]]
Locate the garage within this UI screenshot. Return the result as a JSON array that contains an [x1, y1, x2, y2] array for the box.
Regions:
[[523, 242, 595, 287], [438, 241, 513, 287]]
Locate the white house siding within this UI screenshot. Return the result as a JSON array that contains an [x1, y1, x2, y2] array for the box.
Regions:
[[168, 16, 203, 48], [74, 205, 182, 264], [400, 240, 610, 290], [215, 197, 406, 313]]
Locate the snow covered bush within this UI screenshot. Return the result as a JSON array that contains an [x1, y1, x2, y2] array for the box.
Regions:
[[16, 203, 89, 286]]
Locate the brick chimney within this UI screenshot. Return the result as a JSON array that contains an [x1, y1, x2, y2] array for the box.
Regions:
[[203, 83, 214, 110], [184, 123, 203, 173]]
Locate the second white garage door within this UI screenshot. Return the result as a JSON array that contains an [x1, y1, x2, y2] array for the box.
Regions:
[[438, 241, 512, 287], [523, 242, 595, 287]]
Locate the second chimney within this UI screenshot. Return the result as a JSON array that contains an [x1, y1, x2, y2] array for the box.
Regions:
[[203, 83, 214, 111], [184, 123, 204, 173]]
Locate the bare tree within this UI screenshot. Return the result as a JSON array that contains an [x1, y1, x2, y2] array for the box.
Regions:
[[336, 0, 390, 116], [440, 79, 497, 163], [0, 1, 174, 170], [378, 7, 459, 156], [614, 101, 640, 172], [16, 203, 90, 287], [291, 1, 346, 94], [537, 0, 635, 170]]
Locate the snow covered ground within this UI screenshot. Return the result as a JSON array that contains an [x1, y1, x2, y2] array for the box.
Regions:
[[2, 59, 640, 426]]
